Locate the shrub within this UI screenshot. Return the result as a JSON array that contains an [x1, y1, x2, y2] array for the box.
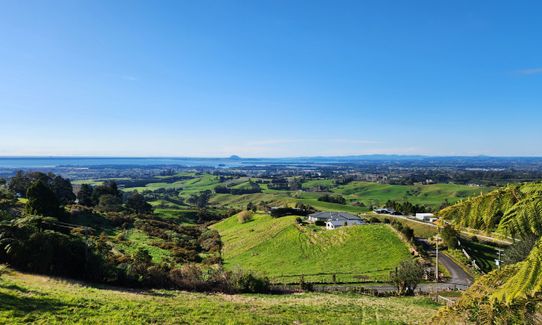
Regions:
[[389, 260, 424, 295], [369, 217, 380, 224], [237, 211, 254, 224], [231, 269, 270, 293]]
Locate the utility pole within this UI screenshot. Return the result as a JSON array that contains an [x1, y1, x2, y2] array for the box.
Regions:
[[435, 236, 439, 282]]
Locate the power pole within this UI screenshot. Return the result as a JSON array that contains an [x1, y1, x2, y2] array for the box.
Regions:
[[435, 236, 439, 283]]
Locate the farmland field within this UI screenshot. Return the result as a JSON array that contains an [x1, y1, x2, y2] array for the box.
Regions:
[[333, 181, 491, 209], [0, 271, 440, 324], [211, 214, 413, 283]]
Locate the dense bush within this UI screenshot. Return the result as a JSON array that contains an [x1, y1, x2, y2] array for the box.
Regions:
[[390, 221, 415, 242], [385, 200, 429, 216], [270, 207, 311, 218], [317, 194, 346, 205]]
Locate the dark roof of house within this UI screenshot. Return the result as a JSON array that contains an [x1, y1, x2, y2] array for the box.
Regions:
[[308, 212, 362, 222]]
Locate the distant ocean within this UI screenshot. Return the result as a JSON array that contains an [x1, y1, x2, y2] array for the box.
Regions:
[[0, 157, 249, 169]]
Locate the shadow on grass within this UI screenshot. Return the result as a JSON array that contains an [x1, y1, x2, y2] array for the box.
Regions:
[[0, 282, 31, 294], [0, 290, 74, 316]]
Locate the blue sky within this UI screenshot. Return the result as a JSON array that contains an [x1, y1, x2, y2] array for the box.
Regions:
[[0, 0, 541, 157]]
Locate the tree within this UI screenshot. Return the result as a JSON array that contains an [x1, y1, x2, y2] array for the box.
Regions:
[[246, 202, 257, 212], [8, 171, 32, 196], [440, 225, 459, 249], [77, 184, 94, 207], [25, 180, 62, 218], [188, 190, 212, 209], [0, 188, 17, 210], [125, 191, 153, 214], [51, 176, 76, 205], [97, 194, 123, 212], [92, 181, 122, 205], [237, 211, 253, 224], [390, 260, 424, 295]]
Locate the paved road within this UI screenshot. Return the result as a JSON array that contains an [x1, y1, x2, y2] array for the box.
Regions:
[[439, 252, 473, 286], [374, 213, 512, 245], [418, 238, 473, 287]]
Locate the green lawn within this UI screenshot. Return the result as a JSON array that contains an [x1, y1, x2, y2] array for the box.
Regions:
[[211, 214, 413, 283], [0, 272, 440, 324]]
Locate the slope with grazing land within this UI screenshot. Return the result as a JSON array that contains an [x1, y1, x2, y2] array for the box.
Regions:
[[211, 214, 413, 283], [334, 181, 491, 210], [0, 270, 440, 324]]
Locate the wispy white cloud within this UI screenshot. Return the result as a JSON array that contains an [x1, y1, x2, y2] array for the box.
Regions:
[[515, 68, 542, 75]]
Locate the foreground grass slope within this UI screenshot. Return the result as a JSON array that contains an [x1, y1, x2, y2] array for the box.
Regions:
[[212, 214, 412, 283], [0, 271, 439, 324]]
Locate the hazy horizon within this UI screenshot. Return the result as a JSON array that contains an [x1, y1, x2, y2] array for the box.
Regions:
[[1, 154, 542, 159]]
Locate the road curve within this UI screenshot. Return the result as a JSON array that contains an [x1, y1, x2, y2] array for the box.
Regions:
[[439, 252, 473, 286]]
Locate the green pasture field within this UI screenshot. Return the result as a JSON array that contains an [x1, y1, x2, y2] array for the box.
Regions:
[[211, 214, 413, 283]]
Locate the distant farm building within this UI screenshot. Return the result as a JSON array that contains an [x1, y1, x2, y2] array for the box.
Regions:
[[415, 213, 437, 222], [307, 212, 365, 230]]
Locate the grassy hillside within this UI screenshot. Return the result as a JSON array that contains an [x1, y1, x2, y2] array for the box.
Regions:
[[334, 182, 490, 209], [0, 271, 439, 324], [439, 182, 542, 237], [211, 214, 413, 283]]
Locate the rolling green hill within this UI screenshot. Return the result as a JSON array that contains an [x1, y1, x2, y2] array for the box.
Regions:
[[334, 181, 491, 209], [0, 271, 439, 324], [211, 214, 413, 283]]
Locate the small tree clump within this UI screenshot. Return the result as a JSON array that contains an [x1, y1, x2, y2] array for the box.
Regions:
[[237, 210, 254, 224], [390, 260, 424, 295]]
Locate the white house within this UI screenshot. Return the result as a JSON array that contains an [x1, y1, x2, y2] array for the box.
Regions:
[[415, 213, 435, 222], [325, 217, 364, 229], [307, 212, 365, 230]]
